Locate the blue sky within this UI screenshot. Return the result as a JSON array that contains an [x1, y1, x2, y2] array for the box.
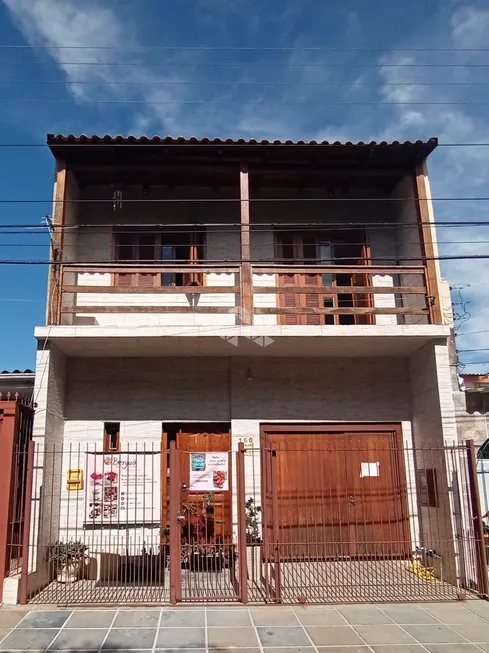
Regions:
[[0, 0, 488, 371]]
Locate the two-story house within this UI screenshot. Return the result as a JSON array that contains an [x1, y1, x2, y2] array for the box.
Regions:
[[18, 134, 484, 606]]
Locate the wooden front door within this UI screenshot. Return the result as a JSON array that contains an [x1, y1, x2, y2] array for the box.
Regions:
[[177, 430, 232, 543], [261, 426, 410, 560]]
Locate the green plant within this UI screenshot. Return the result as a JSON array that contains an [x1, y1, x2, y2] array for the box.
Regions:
[[181, 501, 198, 515], [202, 491, 215, 507], [46, 541, 88, 567], [245, 497, 262, 543]]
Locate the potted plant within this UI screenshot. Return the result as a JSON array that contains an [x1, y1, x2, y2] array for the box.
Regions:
[[203, 492, 215, 515], [245, 497, 262, 544], [46, 540, 88, 583]]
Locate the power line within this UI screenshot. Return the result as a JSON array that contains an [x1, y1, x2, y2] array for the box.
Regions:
[[1, 219, 489, 228], [3, 239, 489, 247], [4, 99, 489, 105], [459, 349, 489, 352], [1, 253, 489, 264], [4, 61, 489, 68], [5, 45, 489, 51], [0, 199, 488, 205], [4, 79, 489, 87]]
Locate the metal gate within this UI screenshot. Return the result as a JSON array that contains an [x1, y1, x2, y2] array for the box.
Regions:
[[18, 437, 489, 605], [22, 441, 247, 605], [0, 395, 34, 602], [251, 436, 489, 603]]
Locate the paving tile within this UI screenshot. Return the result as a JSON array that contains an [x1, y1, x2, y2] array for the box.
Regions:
[[49, 628, 108, 650], [0, 612, 30, 629], [316, 648, 370, 653], [403, 625, 466, 644], [465, 602, 489, 621], [66, 611, 116, 628], [304, 626, 364, 647], [371, 647, 426, 653], [251, 607, 299, 626], [422, 605, 485, 624], [263, 648, 314, 653], [208, 626, 259, 648], [294, 608, 346, 626], [424, 645, 483, 653], [206, 610, 251, 626], [379, 605, 439, 624], [102, 628, 156, 649], [338, 606, 393, 625], [257, 626, 310, 647], [159, 611, 205, 627], [0, 628, 58, 650], [156, 627, 205, 649], [113, 610, 160, 628], [19, 612, 71, 629], [103, 650, 153, 653], [354, 625, 417, 645], [156, 650, 205, 653], [451, 623, 489, 641], [0, 630, 12, 644], [103, 651, 152, 653]]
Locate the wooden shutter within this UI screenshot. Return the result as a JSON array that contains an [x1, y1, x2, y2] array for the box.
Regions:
[[182, 235, 204, 287], [137, 273, 157, 288], [116, 273, 134, 287], [351, 245, 374, 325], [280, 272, 300, 325], [303, 273, 321, 325]]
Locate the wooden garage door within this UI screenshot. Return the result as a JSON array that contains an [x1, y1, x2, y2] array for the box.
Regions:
[[261, 426, 410, 560]]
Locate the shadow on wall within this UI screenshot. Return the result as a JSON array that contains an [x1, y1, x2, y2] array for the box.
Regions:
[[63, 357, 411, 422]]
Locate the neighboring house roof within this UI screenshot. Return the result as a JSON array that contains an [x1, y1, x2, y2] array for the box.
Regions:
[[0, 370, 35, 399], [47, 134, 438, 168]]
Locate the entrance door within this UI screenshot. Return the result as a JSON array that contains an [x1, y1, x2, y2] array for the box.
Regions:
[[261, 425, 410, 560], [176, 430, 232, 545]]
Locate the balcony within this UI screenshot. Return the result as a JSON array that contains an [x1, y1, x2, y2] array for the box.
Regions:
[[53, 262, 433, 327]]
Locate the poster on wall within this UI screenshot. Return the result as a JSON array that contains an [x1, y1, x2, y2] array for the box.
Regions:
[[85, 452, 161, 524], [189, 452, 229, 491]]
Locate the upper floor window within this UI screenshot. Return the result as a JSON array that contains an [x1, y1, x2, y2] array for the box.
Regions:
[[114, 230, 204, 287]]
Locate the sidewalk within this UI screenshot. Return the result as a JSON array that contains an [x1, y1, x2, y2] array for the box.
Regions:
[[1, 601, 489, 652]]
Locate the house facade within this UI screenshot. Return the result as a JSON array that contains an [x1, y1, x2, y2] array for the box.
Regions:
[[16, 135, 485, 605]]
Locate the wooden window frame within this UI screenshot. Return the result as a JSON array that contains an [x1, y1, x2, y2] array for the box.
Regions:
[[113, 229, 206, 288], [103, 422, 120, 453]]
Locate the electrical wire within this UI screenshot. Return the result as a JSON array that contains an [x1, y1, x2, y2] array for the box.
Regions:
[[4, 61, 489, 68], [4, 99, 489, 105], [2, 239, 489, 247], [5, 45, 489, 51], [4, 79, 489, 87], [0, 254, 488, 264]]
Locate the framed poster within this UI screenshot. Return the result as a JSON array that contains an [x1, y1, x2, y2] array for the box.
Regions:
[[85, 452, 160, 524], [189, 452, 229, 491]]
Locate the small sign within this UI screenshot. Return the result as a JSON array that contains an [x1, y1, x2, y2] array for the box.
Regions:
[[360, 462, 380, 478], [67, 469, 83, 491], [238, 437, 254, 455], [189, 452, 229, 491]]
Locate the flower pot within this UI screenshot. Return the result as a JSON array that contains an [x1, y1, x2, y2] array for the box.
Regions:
[[57, 560, 82, 583]]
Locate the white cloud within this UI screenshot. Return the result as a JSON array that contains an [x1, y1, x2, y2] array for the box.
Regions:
[[374, 4, 489, 369], [2, 0, 185, 132]]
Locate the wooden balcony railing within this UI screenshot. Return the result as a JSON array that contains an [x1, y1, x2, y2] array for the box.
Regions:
[[53, 263, 434, 326]]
